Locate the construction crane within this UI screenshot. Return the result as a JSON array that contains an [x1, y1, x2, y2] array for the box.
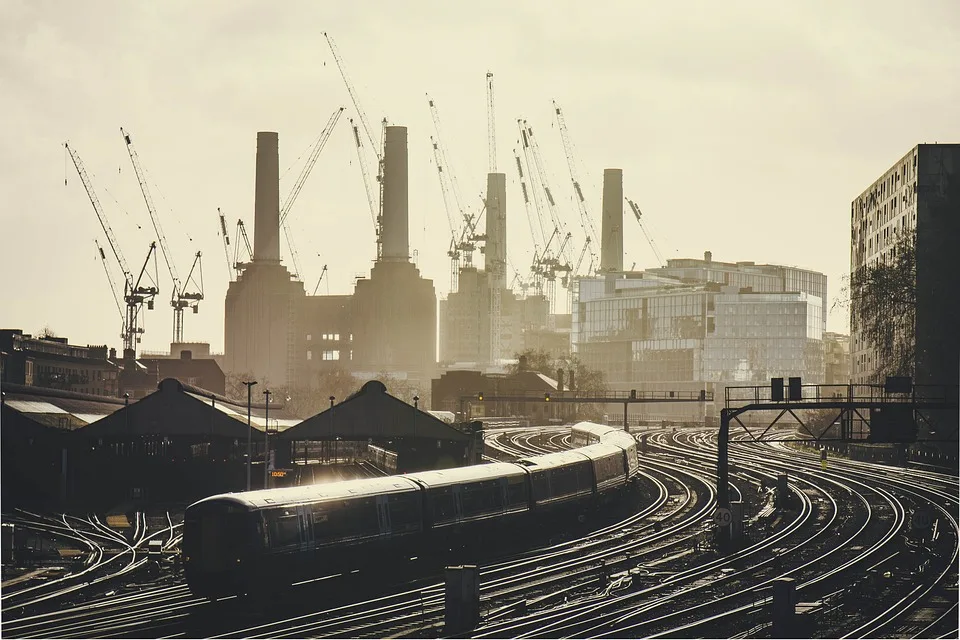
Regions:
[[121, 127, 204, 344], [233, 219, 254, 276], [349, 118, 382, 255], [94, 239, 124, 326], [486, 72, 497, 172], [553, 101, 600, 273], [486, 72, 502, 364], [429, 136, 463, 292], [278, 106, 345, 281], [427, 94, 486, 293], [65, 141, 160, 354], [626, 198, 666, 267], [312, 264, 329, 296], [324, 32, 386, 259], [218, 208, 232, 281]]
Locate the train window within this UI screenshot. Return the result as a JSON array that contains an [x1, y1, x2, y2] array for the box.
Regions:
[[266, 511, 299, 548], [530, 471, 550, 501], [430, 487, 458, 522], [461, 481, 502, 516], [387, 493, 421, 532], [506, 477, 529, 507]]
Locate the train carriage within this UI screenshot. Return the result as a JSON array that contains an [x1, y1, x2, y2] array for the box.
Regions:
[[183, 422, 642, 598], [183, 476, 422, 598]]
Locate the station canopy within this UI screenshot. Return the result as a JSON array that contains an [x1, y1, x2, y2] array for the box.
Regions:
[[282, 380, 470, 442], [79, 378, 301, 440]]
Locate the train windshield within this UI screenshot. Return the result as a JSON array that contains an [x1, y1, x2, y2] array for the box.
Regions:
[[184, 501, 257, 574]]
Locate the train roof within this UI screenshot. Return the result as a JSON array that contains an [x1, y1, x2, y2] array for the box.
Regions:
[[188, 476, 421, 511], [516, 449, 591, 470], [576, 442, 629, 461], [406, 462, 526, 489], [571, 422, 622, 439]]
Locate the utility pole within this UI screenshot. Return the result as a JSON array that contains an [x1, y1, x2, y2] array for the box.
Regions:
[[263, 389, 272, 489], [243, 381, 258, 491]]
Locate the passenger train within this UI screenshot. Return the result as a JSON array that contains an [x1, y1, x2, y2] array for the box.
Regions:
[[182, 422, 638, 599]]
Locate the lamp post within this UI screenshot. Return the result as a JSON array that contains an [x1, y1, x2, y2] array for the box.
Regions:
[[328, 396, 335, 462], [263, 389, 272, 489], [413, 395, 420, 439], [242, 381, 257, 491]]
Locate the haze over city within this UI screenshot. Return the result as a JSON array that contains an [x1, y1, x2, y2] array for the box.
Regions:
[[4, 0, 959, 354]]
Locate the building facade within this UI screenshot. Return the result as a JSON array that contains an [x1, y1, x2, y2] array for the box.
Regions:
[[0, 330, 120, 397], [823, 332, 851, 385], [573, 260, 826, 421], [439, 267, 552, 367], [850, 143, 960, 388]]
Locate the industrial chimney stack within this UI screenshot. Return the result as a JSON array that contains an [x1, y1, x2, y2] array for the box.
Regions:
[[600, 168, 623, 273], [253, 132, 280, 263], [381, 126, 409, 262]]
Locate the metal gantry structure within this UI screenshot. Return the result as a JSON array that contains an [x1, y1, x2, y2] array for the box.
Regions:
[[65, 142, 160, 354], [325, 32, 386, 260], [120, 127, 203, 344]]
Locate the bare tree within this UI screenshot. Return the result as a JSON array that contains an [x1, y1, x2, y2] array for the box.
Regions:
[[835, 229, 916, 380]]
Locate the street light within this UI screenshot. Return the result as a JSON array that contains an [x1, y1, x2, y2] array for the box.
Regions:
[[328, 396, 335, 463], [242, 381, 258, 491], [263, 389, 272, 489], [413, 395, 420, 439]]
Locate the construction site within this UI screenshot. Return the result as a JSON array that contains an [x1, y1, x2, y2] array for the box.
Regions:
[[41, 33, 659, 396]]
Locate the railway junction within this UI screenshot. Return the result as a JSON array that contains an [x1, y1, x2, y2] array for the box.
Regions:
[[0, 381, 957, 639]]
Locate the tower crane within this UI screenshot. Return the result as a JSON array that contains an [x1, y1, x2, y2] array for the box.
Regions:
[[349, 118, 382, 255], [486, 72, 502, 364], [626, 198, 666, 267], [278, 106, 345, 281], [324, 32, 386, 259], [429, 136, 463, 292], [427, 94, 486, 292], [486, 72, 497, 173], [218, 208, 232, 282], [233, 219, 254, 276], [553, 101, 600, 273], [121, 127, 204, 344], [65, 141, 160, 354], [95, 239, 124, 328], [312, 264, 329, 296]]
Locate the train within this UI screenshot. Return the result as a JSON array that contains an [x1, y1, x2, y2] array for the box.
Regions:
[[182, 422, 639, 599]]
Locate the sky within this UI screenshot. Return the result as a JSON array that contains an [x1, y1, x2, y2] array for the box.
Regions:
[[2, 0, 959, 355]]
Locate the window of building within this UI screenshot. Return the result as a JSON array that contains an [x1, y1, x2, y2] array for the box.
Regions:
[[322, 350, 340, 361], [307, 334, 312, 341], [307, 350, 313, 361]]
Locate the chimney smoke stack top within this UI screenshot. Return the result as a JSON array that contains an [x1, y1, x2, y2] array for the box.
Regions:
[[253, 132, 280, 263]]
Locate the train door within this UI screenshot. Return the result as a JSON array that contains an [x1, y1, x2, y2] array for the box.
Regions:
[[376, 495, 392, 536], [296, 504, 313, 550], [453, 485, 464, 523]]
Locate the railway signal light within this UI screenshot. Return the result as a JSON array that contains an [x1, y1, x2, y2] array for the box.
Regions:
[[544, 393, 551, 402], [771, 377, 784, 401], [477, 392, 484, 401], [788, 377, 802, 401]]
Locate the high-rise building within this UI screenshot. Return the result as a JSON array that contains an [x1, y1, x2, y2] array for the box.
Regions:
[[850, 144, 960, 389]]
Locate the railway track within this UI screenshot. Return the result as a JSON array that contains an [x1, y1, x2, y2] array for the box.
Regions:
[[2, 424, 954, 639]]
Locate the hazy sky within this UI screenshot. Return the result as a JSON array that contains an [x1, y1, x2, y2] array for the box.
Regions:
[[3, 0, 958, 354]]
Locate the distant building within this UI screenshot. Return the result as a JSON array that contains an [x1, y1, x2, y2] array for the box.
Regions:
[[572, 256, 827, 421], [0, 329, 120, 397], [439, 267, 552, 367], [849, 143, 960, 388], [823, 332, 851, 385]]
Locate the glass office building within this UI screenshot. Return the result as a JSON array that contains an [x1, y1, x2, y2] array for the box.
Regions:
[[573, 258, 826, 421]]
